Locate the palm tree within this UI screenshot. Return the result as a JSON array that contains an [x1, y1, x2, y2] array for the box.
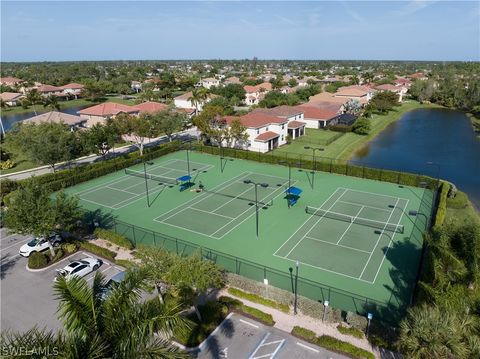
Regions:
[[1, 269, 189, 358], [43, 94, 60, 111], [25, 89, 43, 115], [188, 87, 209, 116]]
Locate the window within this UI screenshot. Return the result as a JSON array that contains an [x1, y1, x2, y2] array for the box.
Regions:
[[256, 129, 259, 134], [281, 124, 285, 130], [281, 135, 284, 141], [266, 126, 269, 131]]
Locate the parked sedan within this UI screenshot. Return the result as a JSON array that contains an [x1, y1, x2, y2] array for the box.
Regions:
[[19, 234, 63, 257], [54, 257, 102, 281]]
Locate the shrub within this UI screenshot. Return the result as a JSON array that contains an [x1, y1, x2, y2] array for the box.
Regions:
[[52, 248, 64, 263], [0, 159, 15, 170], [218, 296, 274, 326], [316, 335, 374, 359], [291, 326, 316, 341], [329, 124, 353, 133], [115, 259, 136, 268], [346, 311, 368, 331], [337, 324, 364, 339], [94, 228, 134, 250], [77, 240, 116, 261], [62, 243, 78, 254], [28, 252, 49, 269], [433, 181, 449, 227], [227, 287, 290, 313]]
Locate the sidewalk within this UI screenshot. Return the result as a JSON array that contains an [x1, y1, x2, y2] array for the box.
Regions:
[[217, 288, 396, 359]]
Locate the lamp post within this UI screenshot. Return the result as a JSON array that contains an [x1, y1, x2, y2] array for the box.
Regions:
[[142, 160, 154, 207], [303, 146, 324, 188], [322, 300, 329, 322], [294, 260, 299, 315], [366, 313, 373, 337], [426, 161, 440, 190], [243, 179, 269, 237], [278, 160, 302, 195]]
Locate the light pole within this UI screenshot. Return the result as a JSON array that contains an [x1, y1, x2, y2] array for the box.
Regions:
[[426, 161, 440, 190], [322, 300, 329, 322], [294, 260, 299, 315], [143, 160, 154, 207], [278, 160, 302, 196], [366, 313, 373, 337], [243, 179, 269, 237], [220, 146, 234, 173], [304, 146, 324, 188]]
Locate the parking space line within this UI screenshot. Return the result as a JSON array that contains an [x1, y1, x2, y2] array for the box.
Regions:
[[248, 332, 286, 359], [296, 342, 320, 353], [1, 238, 30, 252], [240, 319, 259, 328]]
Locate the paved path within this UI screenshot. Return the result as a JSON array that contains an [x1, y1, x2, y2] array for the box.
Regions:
[[0, 128, 200, 181]]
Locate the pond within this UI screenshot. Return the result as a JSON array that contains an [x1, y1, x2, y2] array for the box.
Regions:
[[1, 105, 90, 131], [351, 108, 480, 210]]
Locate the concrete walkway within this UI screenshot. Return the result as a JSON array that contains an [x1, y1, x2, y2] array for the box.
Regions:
[[0, 128, 199, 180]]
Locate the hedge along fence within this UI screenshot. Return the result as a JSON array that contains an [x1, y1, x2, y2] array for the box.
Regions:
[[433, 181, 449, 228], [0, 140, 182, 201], [195, 144, 438, 190]]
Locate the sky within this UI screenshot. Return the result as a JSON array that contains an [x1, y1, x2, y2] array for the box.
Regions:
[[1, 1, 479, 62]]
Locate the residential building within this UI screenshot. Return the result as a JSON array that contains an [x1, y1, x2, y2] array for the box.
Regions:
[[297, 104, 343, 129], [252, 105, 305, 139], [59, 83, 84, 99], [0, 92, 24, 106], [131, 81, 142, 93], [24, 111, 87, 129], [374, 84, 406, 102], [36, 84, 64, 97], [224, 76, 241, 85], [307, 92, 350, 108], [394, 77, 412, 88], [173, 91, 217, 112], [134, 101, 168, 114], [244, 82, 272, 106], [333, 85, 374, 104], [197, 77, 220, 89], [0, 77, 23, 87], [407, 72, 428, 80], [78, 102, 140, 127]]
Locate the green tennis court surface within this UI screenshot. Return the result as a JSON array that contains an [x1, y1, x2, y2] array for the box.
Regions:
[[66, 150, 433, 321]]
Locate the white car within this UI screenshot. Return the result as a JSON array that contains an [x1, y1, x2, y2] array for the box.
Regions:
[[54, 257, 102, 281], [19, 234, 63, 257]]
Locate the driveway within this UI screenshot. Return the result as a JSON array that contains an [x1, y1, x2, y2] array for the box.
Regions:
[[1, 230, 123, 333], [193, 313, 348, 359]]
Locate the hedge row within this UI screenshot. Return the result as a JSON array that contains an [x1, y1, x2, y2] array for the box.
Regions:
[[337, 325, 365, 339], [227, 287, 290, 313], [76, 240, 116, 262], [0, 140, 181, 201], [292, 326, 374, 359], [196, 145, 437, 189], [94, 228, 134, 250], [433, 181, 449, 228], [218, 296, 275, 326]]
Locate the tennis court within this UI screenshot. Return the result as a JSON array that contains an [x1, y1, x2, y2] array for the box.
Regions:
[[67, 150, 433, 320], [274, 187, 408, 283]]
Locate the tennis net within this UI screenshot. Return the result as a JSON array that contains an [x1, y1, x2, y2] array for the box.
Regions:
[[305, 206, 404, 233], [202, 188, 273, 207], [124, 169, 178, 185]]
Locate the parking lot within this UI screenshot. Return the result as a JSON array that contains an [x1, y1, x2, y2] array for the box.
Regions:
[[0, 228, 124, 332], [194, 313, 347, 359]]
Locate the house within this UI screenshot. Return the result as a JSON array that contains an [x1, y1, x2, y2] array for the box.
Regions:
[[0, 77, 23, 87], [252, 106, 306, 139], [173, 91, 217, 112], [297, 104, 343, 129], [224, 112, 289, 153], [224, 76, 241, 85], [197, 78, 220, 89], [374, 84, 406, 102], [36, 84, 65, 97], [134, 101, 168, 114], [59, 83, 84, 99], [333, 85, 374, 104], [0, 92, 24, 106], [331, 113, 358, 126], [394, 77, 412, 88], [243, 82, 272, 106], [24, 111, 87, 129], [77, 102, 140, 127], [131, 81, 142, 93], [307, 92, 351, 108], [407, 72, 428, 81]]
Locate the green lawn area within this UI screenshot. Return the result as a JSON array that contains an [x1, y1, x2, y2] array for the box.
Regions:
[[1, 143, 38, 174], [273, 101, 443, 161]]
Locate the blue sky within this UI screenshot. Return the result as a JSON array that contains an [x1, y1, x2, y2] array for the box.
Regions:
[[1, 1, 479, 61]]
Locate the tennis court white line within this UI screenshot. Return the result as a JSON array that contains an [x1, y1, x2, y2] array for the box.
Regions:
[[188, 207, 235, 220], [337, 200, 393, 213], [305, 236, 372, 255], [336, 206, 364, 245], [210, 185, 256, 212], [359, 198, 400, 279], [273, 188, 343, 256], [105, 186, 140, 196], [273, 252, 374, 283], [339, 187, 409, 202], [80, 197, 117, 209], [285, 189, 347, 258], [213, 180, 294, 239], [158, 220, 220, 238], [154, 172, 251, 222], [371, 198, 410, 283]]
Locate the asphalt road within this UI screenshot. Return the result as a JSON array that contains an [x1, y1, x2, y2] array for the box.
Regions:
[[0, 229, 123, 333], [193, 313, 348, 359]]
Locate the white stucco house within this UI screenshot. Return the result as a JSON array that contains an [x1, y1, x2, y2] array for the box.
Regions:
[[173, 91, 217, 113]]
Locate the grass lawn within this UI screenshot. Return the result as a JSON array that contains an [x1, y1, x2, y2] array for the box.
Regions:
[[273, 101, 443, 161], [1, 143, 38, 174], [445, 191, 480, 226]]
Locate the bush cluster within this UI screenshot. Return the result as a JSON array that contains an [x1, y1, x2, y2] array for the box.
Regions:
[[218, 296, 275, 326], [94, 228, 134, 250], [227, 287, 290, 313], [76, 240, 116, 261], [28, 252, 49, 269], [292, 326, 374, 359], [433, 181, 449, 227], [346, 311, 368, 331], [337, 324, 365, 339]]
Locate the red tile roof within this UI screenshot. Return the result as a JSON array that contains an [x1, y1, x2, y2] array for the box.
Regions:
[[297, 104, 340, 120], [255, 131, 280, 142], [78, 102, 140, 116], [243, 82, 272, 93], [394, 78, 412, 85], [135, 101, 168, 114], [287, 121, 306, 129], [0, 92, 23, 101], [252, 105, 303, 117], [36, 84, 62, 93], [24, 111, 85, 127], [0, 77, 23, 84], [226, 112, 287, 129], [59, 83, 84, 90], [375, 84, 400, 91]]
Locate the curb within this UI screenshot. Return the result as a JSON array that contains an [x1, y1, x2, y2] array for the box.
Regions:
[[25, 250, 86, 272]]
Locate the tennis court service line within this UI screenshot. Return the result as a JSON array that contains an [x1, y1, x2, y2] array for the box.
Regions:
[[336, 200, 392, 212], [338, 186, 408, 201], [371, 198, 409, 283], [305, 236, 372, 254], [189, 207, 235, 220], [359, 197, 400, 279], [336, 205, 364, 245]]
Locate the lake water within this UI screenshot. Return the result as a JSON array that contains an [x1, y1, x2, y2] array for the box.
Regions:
[[351, 108, 480, 210], [1, 105, 90, 131]]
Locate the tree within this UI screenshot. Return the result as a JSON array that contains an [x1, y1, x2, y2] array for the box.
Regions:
[[43, 94, 60, 111], [295, 84, 321, 102], [211, 83, 245, 105], [258, 91, 300, 108], [114, 113, 159, 156], [399, 305, 475, 359], [81, 123, 118, 157], [6, 122, 77, 171], [227, 118, 248, 148], [4, 181, 81, 256], [192, 105, 225, 144], [343, 99, 362, 115], [153, 108, 187, 142], [369, 91, 399, 113], [188, 87, 209, 116], [82, 81, 106, 102], [25, 89, 43, 115], [352, 118, 370, 135], [288, 78, 298, 88]]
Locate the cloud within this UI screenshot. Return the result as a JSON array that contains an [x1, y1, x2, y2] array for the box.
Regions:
[[340, 1, 366, 24], [393, 0, 437, 17]]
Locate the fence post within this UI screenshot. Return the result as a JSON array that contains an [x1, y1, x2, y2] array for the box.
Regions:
[[132, 225, 136, 244], [152, 230, 156, 246], [175, 238, 179, 254], [379, 169, 383, 181], [362, 166, 365, 178], [329, 158, 333, 173]]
